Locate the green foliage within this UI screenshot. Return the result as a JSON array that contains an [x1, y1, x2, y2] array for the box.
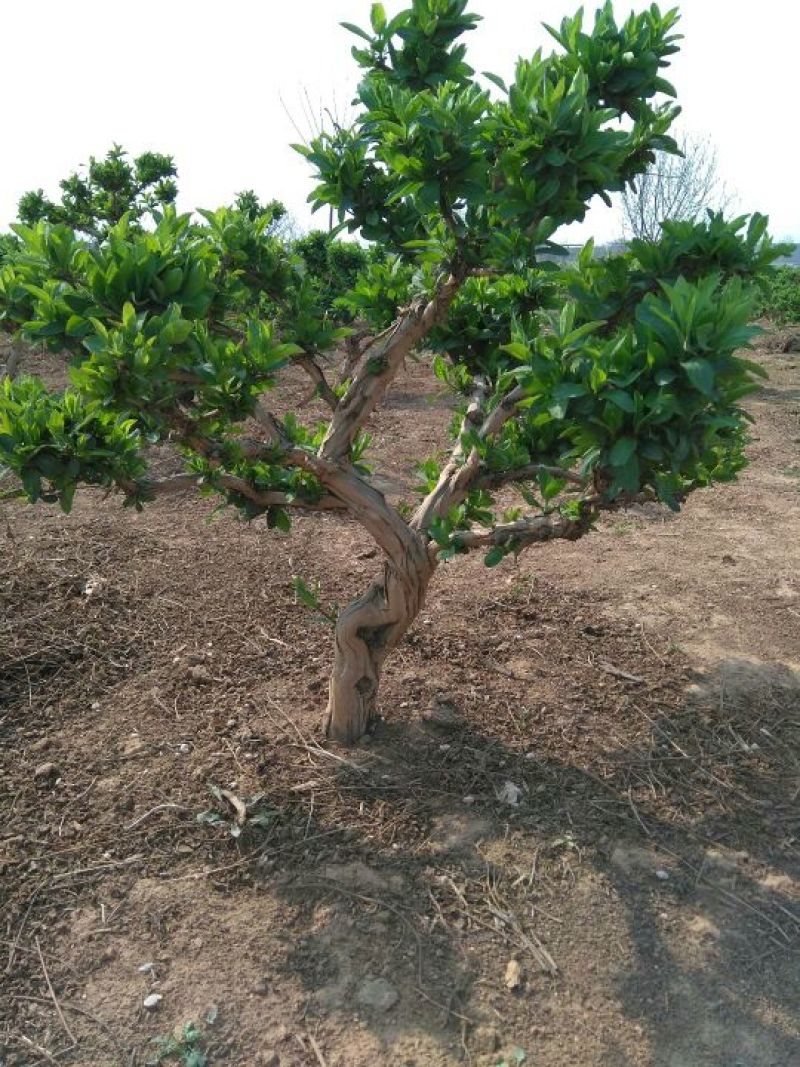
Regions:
[[301, 0, 681, 265], [0, 377, 146, 511], [148, 1018, 213, 1066], [489, 274, 764, 507], [0, 204, 339, 516], [755, 264, 800, 324], [292, 229, 371, 316], [562, 212, 787, 335], [335, 253, 417, 331], [18, 145, 177, 239]]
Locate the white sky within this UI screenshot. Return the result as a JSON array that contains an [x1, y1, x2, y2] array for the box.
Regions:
[[1, 0, 797, 243]]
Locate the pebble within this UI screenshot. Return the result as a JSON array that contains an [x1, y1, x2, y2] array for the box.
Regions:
[[33, 762, 60, 783], [504, 958, 523, 991], [142, 993, 162, 1010], [655, 869, 670, 881]]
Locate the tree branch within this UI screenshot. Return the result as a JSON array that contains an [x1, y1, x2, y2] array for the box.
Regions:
[[134, 471, 347, 511], [455, 509, 595, 551], [319, 271, 465, 462], [296, 352, 338, 410], [411, 380, 530, 533], [2, 339, 23, 380], [473, 463, 586, 491], [410, 376, 491, 531]]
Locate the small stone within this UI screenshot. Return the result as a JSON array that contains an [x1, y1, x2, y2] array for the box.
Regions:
[[187, 665, 213, 684], [177, 743, 190, 754], [252, 977, 269, 996], [504, 958, 523, 991], [143, 993, 162, 1010], [123, 733, 145, 756], [137, 962, 156, 974], [29, 737, 52, 753], [497, 780, 522, 806], [356, 976, 399, 1012], [462, 795, 476, 805], [34, 762, 60, 783], [655, 869, 670, 881]]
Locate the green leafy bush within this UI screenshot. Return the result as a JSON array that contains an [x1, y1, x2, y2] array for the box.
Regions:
[[755, 265, 800, 324], [18, 145, 177, 239]]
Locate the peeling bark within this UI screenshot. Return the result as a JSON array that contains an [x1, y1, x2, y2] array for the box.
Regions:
[[324, 543, 433, 744]]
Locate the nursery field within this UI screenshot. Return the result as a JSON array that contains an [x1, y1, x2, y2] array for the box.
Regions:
[[1, 330, 799, 1067]]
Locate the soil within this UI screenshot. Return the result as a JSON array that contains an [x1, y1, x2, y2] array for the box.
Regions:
[[1, 331, 799, 1067]]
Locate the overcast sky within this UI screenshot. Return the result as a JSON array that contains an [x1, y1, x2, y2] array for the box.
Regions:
[[1, 0, 797, 243]]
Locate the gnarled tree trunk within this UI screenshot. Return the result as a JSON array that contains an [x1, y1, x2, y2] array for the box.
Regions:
[[324, 543, 434, 743]]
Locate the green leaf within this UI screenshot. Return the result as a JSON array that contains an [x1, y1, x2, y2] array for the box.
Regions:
[[609, 436, 637, 467], [340, 21, 373, 43], [484, 545, 505, 567], [370, 3, 386, 33], [606, 389, 635, 412], [681, 358, 715, 396], [483, 71, 507, 93]]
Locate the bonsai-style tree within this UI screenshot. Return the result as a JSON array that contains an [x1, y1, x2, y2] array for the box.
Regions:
[[17, 145, 178, 239], [0, 1, 788, 743]]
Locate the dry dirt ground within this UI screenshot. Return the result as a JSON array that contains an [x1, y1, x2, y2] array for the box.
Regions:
[[1, 330, 799, 1067]]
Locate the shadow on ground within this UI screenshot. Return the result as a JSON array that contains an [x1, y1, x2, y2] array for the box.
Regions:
[[231, 656, 800, 1066]]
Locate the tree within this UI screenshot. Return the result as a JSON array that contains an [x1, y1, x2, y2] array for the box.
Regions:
[[620, 132, 733, 242], [17, 145, 177, 239], [0, 1, 790, 744]]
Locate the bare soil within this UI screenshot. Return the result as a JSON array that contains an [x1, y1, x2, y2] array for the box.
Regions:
[[1, 332, 799, 1067]]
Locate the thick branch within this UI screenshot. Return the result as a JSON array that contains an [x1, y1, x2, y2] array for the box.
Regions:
[[456, 509, 595, 551], [411, 380, 529, 533], [319, 272, 465, 461], [410, 376, 491, 531]]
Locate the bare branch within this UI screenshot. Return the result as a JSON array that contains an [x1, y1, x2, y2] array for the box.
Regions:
[[252, 402, 286, 447], [319, 272, 465, 461], [621, 132, 734, 242], [296, 352, 338, 411]]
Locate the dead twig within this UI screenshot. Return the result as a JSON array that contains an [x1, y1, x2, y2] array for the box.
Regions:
[[596, 660, 645, 684], [307, 1032, 329, 1067], [123, 803, 191, 831], [35, 936, 77, 1047]]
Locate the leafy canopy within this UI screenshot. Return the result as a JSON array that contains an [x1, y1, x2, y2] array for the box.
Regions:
[[17, 145, 178, 239]]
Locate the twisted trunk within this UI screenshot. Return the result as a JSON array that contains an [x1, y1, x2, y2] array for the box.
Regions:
[[324, 543, 434, 744]]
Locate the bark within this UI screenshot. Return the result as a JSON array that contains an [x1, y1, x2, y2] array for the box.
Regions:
[[2, 340, 22, 380], [324, 540, 434, 744]]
